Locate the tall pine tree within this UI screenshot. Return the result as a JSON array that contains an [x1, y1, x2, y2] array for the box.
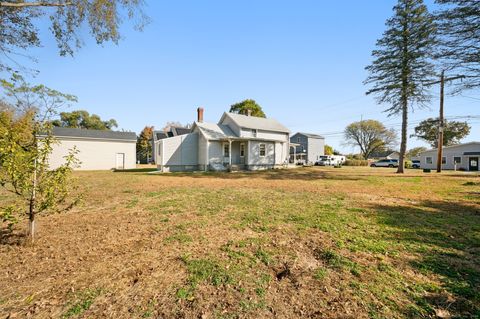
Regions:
[[365, 0, 437, 173], [436, 0, 480, 91]]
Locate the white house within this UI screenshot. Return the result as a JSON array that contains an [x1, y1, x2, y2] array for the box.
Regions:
[[418, 142, 480, 171], [49, 127, 137, 170], [154, 108, 290, 171]]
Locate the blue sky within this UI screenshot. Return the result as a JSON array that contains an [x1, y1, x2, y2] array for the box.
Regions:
[[13, 0, 480, 153]]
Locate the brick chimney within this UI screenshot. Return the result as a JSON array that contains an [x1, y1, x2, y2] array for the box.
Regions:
[[247, 109, 252, 116], [197, 107, 204, 123]]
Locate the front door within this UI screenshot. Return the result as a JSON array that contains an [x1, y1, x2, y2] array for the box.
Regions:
[[116, 153, 125, 170], [469, 157, 479, 171]]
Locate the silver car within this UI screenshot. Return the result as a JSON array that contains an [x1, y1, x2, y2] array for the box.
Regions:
[[370, 159, 399, 168]]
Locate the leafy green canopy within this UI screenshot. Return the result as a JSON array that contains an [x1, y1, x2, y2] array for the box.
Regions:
[[0, 0, 147, 71], [229, 99, 266, 118], [412, 118, 471, 147], [52, 110, 118, 130], [344, 119, 398, 160], [365, 0, 437, 173], [0, 75, 80, 238]]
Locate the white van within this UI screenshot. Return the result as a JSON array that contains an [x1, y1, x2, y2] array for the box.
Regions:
[[316, 155, 346, 166]]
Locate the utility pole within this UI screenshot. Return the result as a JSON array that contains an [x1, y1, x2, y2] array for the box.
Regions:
[[437, 71, 445, 173], [425, 71, 465, 173]]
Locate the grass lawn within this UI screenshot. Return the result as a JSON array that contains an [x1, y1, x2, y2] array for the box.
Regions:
[[0, 167, 479, 318]]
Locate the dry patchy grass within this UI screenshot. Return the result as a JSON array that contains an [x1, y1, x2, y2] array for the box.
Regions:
[[0, 166, 479, 318]]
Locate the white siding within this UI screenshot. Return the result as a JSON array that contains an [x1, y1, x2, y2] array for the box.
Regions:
[[198, 134, 208, 167], [161, 133, 198, 167], [240, 129, 288, 142], [419, 143, 480, 170], [307, 138, 325, 163], [49, 138, 136, 170], [221, 116, 241, 136], [208, 141, 224, 164], [248, 141, 275, 166]]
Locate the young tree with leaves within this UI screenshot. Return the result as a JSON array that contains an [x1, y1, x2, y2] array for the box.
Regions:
[[0, 0, 147, 71], [412, 117, 471, 147], [365, 0, 437, 173], [436, 0, 480, 91], [229, 99, 266, 118], [324, 145, 334, 155], [0, 75, 80, 241], [136, 126, 153, 164], [344, 119, 397, 160], [51, 110, 118, 130], [406, 146, 428, 159]]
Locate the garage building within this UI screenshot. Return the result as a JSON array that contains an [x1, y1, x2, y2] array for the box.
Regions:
[[49, 127, 137, 170]]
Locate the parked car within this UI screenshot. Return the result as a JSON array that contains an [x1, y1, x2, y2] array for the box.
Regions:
[[370, 159, 399, 168], [411, 160, 420, 169]]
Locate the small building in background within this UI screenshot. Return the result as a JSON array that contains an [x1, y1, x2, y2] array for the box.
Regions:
[[418, 142, 480, 171], [49, 127, 137, 170], [289, 132, 325, 164], [367, 150, 400, 160]]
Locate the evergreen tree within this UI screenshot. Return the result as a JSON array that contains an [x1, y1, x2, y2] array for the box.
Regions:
[[365, 0, 437, 173], [436, 0, 480, 91]]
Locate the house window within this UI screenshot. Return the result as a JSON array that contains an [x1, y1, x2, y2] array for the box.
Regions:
[[252, 129, 258, 137], [223, 143, 230, 157], [297, 137, 301, 143], [240, 143, 245, 157], [426, 157, 433, 164], [259, 144, 266, 157], [454, 156, 462, 164], [442, 157, 447, 164]]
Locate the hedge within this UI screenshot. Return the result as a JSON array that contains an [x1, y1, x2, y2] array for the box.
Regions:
[[344, 159, 369, 166]]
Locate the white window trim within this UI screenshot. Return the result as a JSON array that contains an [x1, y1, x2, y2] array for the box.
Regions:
[[240, 143, 245, 157], [223, 142, 230, 157], [259, 143, 266, 157], [453, 156, 462, 164], [426, 156, 433, 164]]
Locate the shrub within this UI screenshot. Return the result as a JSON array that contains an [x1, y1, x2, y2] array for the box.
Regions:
[[404, 160, 413, 169], [344, 159, 369, 166]]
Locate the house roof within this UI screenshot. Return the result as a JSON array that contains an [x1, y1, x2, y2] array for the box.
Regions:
[[419, 142, 480, 154], [367, 150, 399, 159], [194, 122, 237, 140], [52, 127, 136, 141], [154, 131, 168, 140], [294, 132, 325, 139], [220, 112, 290, 133], [171, 126, 192, 136]]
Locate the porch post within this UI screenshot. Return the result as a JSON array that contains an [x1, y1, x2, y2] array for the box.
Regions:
[[294, 146, 296, 165], [229, 140, 232, 166]]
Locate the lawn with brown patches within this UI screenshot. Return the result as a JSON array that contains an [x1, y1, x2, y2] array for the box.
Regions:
[[0, 167, 479, 318]]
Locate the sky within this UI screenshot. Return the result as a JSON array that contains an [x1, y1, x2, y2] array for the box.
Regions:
[[8, 0, 480, 153]]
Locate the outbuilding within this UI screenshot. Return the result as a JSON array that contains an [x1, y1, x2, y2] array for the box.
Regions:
[[418, 142, 480, 171], [49, 127, 137, 170]]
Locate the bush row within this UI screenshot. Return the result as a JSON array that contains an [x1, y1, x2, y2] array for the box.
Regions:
[[344, 159, 369, 166]]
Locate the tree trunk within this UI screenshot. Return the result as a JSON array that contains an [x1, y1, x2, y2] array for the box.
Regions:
[[28, 158, 37, 242], [397, 101, 408, 174]]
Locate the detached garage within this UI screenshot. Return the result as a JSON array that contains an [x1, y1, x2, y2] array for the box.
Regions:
[[418, 142, 480, 171], [49, 127, 137, 170]]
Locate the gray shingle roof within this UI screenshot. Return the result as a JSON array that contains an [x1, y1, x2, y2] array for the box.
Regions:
[[221, 112, 290, 133], [195, 122, 237, 140], [52, 127, 136, 141], [295, 132, 325, 139]]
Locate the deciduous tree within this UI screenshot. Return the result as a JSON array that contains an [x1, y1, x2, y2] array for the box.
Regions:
[[324, 145, 334, 155], [0, 75, 80, 241], [365, 0, 437, 173], [406, 146, 428, 159], [344, 120, 397, 160], [229, 99, 266, 118], [412, 118, 471, 147], [136, 126, 153, 163], [0, 0, 147, 71], [52, 110, 118, 130]]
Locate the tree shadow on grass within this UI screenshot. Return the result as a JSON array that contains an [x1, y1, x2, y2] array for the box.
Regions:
[[145, 168, 366, 182], [370, 200, 480, 318]]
